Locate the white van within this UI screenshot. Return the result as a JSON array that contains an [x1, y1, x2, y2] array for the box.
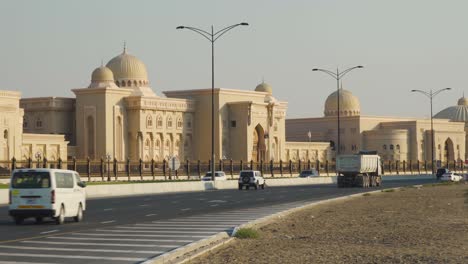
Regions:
[[9, 169, 86, 225]]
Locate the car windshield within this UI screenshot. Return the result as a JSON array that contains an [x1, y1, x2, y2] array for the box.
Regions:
[[11, 171, 51, 189]]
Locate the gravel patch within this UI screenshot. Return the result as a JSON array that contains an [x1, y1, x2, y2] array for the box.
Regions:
[[188, 183, 467, 264]]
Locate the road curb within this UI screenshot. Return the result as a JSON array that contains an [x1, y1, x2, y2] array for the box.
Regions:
[[142, 188, 387, 264]]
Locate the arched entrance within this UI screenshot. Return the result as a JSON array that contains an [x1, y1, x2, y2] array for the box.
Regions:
[[444, 138, 454, 162], [252, 124, 266, 162]]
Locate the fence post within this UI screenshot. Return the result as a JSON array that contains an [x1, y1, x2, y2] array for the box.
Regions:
[[11, 157, 16, 171], [240, 160, 243, 171], [298, 160, 302, 174], [230, 159, 234, 179], [28, 157, 32, 168], [113, 158, 118, 181], [250, 160, 254, 170], [197, 160, 201, 178], [279, 160, 283, 177], [208, 159, 211, 172], [316, 160, 321, 175], [73, 157, 77, 171], [396, 160, 399, 175], [219, 159, 223, 171], [417, 160, 421, 174], [453, 160, 456, 172], [43, 158, 48, 169], [289, 160, 292, 177], [151, 159, 155, 180], [307, 159, 311, 170], [186, 159, 190, 179], [326, 160, 329, 176], [87, 157, 91, 181], [163, 159, 167, 180], [423, 160, 427, 174], [409, 160, 412, 174], [126, 158, 131, 181], [270, 159, 274, 178], [139, 159, 143, 180], [403, 160, 406, 174], [58, 157, 62, 169], [100, 157, 104, 181]]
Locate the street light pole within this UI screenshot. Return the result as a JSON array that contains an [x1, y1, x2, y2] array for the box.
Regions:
[[411, 88, 451, 175], [177, 23, 249, 181], [312, 66, 364, 157]]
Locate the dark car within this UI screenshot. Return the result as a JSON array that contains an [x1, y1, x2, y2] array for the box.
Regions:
[[436, 168, 450, 179], [299, 169, 319, 178]]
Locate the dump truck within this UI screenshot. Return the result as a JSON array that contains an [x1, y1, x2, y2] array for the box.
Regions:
[[336, 151, 382, 187]]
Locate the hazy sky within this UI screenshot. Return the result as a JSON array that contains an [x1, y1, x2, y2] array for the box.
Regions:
[[1, 0, 467, 118]]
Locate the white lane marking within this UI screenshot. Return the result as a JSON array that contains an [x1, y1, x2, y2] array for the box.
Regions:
[[39, 230, 58, 235], [183, 217, 256, 220], [122, 226, 229, 231], [198, 198, 206, 201], [180, 208, 191, 211], [103, 208, 113, 211], [22, 240, 179, 248], [0, 252, 145, 262], [210, 204, 219, 207], [114, 227, 218, 234], [139, 204, 149, 207], [151, 220, 248, 224], [95, 229, 214, 235], [76, 232, 207, 238], [146, 213, 157, 217], [0, 261, 52, 264], [48, 236, 193, 243], [100, 220, 116, 224], [207, 200, 227, 203], [136, 223, 234, 227], [0, 245, 161, 254]]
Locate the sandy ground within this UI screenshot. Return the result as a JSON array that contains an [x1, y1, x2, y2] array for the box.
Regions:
[[188, 183, 467, 264]]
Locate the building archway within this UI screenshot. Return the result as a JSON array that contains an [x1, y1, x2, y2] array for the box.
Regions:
[[252, 124, 266, 162], [444, 138, 454, 162]]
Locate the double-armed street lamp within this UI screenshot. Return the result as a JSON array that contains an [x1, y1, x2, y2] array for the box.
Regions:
[[312, 66, 364, 157], [177, 22, 249, 181], [411, 88, 451, 175]]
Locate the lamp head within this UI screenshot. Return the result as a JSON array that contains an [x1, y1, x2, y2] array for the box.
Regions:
[[240, 22, 249, 26], [357, 65, 364, 68], [176, 26, 185, 29], [312, 68, 319, 71], [446, 88, 452, 90], [411, 90, 417, 92]]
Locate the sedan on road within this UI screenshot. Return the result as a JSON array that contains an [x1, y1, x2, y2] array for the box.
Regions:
[[202, 171, 227, 181], [299, 169, 319, 178], [440, 172, 463, 182]]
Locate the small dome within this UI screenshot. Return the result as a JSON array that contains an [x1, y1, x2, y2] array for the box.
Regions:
[[458, 96, 468, 106], [255, 82, 272, 94], [434, 97, 468, 122], [91, 66, 114, 82], [324, 89, 361, 117], [106, 49, 149, 86]]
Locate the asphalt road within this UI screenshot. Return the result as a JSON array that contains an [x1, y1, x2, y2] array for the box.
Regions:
[[0, 178, 434, 263]]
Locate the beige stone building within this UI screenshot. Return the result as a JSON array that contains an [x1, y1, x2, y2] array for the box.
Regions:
[[286, 88, 467, 163], [15, 48, 329, 164], [0, 91, 68, 163]]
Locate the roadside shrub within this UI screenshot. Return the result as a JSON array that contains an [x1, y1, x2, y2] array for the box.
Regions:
[[362, 193, 371, 196], [234, 228, 259, 239], [382, 189, 395, 193]]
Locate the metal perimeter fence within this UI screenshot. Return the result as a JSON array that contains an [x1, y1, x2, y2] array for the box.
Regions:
[[0, 158, 464, 182]]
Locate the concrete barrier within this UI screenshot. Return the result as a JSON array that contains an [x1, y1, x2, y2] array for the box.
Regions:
[[0, 174, 435, 205]]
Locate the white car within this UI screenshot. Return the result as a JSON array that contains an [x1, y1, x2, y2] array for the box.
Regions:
[[202, 171, 227, 181], [440, 172, 463, 182], [9, 168, 86, 225], [238, 170, 265, 190]]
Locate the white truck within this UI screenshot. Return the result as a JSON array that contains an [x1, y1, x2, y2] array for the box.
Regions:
[[336, 152, 382, 188]]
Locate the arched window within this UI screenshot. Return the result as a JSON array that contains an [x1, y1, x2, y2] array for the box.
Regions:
[[121, 81, 126, 87], [156, 115, 163, 128], [36, 117, 43, 128], [3, 129, 8, 139], [145, 138, 151, 148], [134, 80, 138, 86], [167, 117, 173, 128], [390, 144, 394, 150], [396, 144, 400, 150], [175, 140, 180, 148], [127, 80, 131, 86], [156, 139, 161, 147], [115, 81, 120, 86], [146, 115, 153, 128], [165, 140, 170, 148], [383, 145, 387, 150], [177, 118, 182, 129], [139, 81, 142, 86], [23, 117, 28, 128]]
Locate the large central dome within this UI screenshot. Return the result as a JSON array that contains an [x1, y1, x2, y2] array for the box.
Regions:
[[106, 48, 149, 87], [434, 96, 468, 122], [324, 89, 361, 117]]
